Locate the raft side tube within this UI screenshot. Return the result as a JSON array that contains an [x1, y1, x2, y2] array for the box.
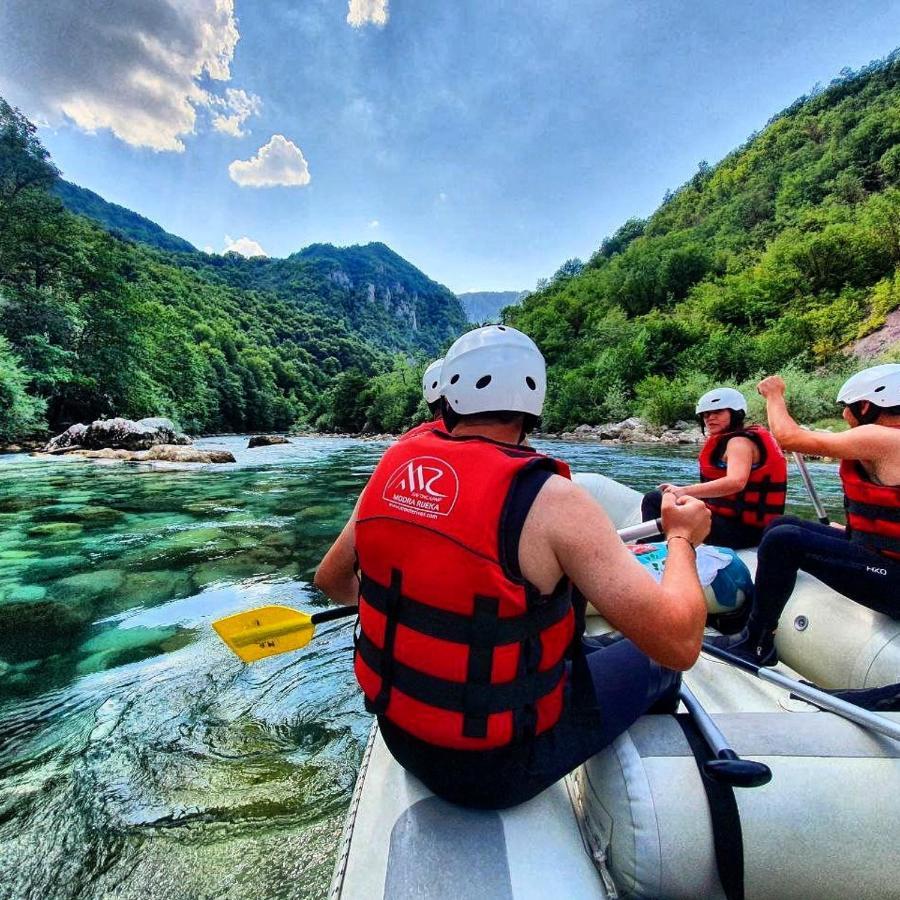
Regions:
[[574, 711, 900, 900]]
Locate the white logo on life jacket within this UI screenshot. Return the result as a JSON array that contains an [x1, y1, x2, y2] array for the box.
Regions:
[[383, 456, 459, 518], [866, 565, 888, 576]]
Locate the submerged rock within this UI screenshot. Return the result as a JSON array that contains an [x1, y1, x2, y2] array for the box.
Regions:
[[143, 445, 235, 463], [248, 435, 291, 448], [63, 444, 236, 464]]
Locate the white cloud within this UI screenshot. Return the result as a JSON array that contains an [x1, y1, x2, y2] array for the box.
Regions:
[[224, 235, 267, 257], [211, 88, 262, 138], [347, 0, 389, 28], [368, 219, 380, 229], [0, 0, 242, 152], [228, 135, 311, 188], [438, 192, 448, 202]]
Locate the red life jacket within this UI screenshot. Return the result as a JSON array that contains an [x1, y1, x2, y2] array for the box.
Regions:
[[397, 419, 446, 442], [354, 430, 577, 751], [698, 425, 787, 528], [840, 459, 900, 561]]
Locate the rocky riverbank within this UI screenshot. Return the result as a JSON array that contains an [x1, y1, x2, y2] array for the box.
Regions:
[[538, 417, 703, 445], [34, 417, 236, 464]]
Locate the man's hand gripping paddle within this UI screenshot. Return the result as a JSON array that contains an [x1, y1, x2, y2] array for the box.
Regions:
[[212, 520, 665, 663]]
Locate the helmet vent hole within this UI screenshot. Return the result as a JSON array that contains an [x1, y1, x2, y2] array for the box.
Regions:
[[475, 375, 492, 389], [874, 385, 885, 392], [450, 374, 460, 385], [431, 381, 438, 389], [497, 325, 507, 331], [526, 376, 536, 390]]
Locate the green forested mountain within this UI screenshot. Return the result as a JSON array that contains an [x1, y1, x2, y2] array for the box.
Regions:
[[0, 98, 465, 440], [509, 53, 900, 430], [177, 241, 464, 359], [53, 180, 197, 254]]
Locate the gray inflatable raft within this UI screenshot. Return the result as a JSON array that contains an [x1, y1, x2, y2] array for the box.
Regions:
[[330, 474, 900, 900]]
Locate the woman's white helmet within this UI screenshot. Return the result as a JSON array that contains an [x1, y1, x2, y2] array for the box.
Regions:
[[837, 364, 900, 408], [440, 325, 546, 416], [696, 387, 747, 415], [422, 358, 444, 404]]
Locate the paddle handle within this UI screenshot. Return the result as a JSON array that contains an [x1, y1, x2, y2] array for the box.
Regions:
[[311, 605, 359, 625], [702, 641, 900, 743], [792, 452, 829, 525], [617, 519, 663, 542]]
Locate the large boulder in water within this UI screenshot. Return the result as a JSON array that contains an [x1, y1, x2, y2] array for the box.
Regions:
[[248, 434, 291, 448], [44, 417, 190, 452]]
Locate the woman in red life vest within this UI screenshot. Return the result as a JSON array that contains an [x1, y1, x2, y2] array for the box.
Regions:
[[315, 325, 711, 809], [640, 387, 787, 549], [711, 365, 900, 667], [397, 357, 448, 442]]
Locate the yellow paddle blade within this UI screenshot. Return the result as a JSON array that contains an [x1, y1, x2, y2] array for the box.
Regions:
[[212, 605, 316, 663]]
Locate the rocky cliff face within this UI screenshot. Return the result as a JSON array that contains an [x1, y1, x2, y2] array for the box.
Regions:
[[457, 291, 525, 324]]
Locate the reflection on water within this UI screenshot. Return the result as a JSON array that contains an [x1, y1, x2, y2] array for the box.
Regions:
[[0, 436, 842, 898]]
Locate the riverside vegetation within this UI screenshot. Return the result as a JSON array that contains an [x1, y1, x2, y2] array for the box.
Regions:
[[507, 53, 900, 432], [0, 97, 466, 444], [4, 54, 900, 448]]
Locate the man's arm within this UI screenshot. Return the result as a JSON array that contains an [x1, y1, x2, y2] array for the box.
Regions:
[[313, 498, 362, 606], [760, 375, 895, 461], [665, 437, 755, 500], [525, 479, 710, 670]]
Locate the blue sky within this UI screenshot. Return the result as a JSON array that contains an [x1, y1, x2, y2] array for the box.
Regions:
[[1, 1, 899, 293]]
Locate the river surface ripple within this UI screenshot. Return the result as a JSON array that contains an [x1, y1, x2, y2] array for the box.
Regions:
[[0, 436, 842, 899]]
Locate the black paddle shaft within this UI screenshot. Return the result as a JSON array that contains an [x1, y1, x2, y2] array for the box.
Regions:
[[680, 684, 772, 788], [311, 605, 359, 626]]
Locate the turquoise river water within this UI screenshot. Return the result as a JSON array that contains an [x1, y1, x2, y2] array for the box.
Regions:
[[0, 436, 843, 900]]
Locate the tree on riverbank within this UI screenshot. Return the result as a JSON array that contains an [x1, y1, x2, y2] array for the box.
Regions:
[[0, 335, 45, 441], [0, 99, 463, 441], [509, 52, 900, 429]]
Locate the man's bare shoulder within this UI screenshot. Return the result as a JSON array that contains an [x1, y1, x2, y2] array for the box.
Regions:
[[530, 473, 609, 529]]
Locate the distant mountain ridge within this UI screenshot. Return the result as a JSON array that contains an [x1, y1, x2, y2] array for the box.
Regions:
[[54, 180, 196, 253], [457, 290, 525, 323], [0, 95, 469, 437], [53, 178, 465, 359]]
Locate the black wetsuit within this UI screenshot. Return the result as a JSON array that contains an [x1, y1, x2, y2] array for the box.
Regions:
[[748, 516, 900, 632]]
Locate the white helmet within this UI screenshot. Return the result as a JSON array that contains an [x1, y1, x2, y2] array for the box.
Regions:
[[441, 325, 546, 416], [696, 387, 747, 415], [837, 364, 900, 408], [422, 358, 444, 404]]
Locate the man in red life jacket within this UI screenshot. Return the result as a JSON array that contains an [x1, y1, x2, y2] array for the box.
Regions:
[[640, 387, 787, 549], [397, 357, 448, 442], [315, 325, 711, 809], [711, 365, 900, 666]]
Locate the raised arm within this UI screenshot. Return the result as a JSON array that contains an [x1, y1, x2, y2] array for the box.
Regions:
[[523, 478, 711, 670], [759, 375, 895, 461]]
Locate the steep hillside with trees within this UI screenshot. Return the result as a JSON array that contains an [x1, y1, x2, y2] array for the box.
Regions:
[[509, 53, 900, 430], [53, 180, 197, 253], [0, 98, 464, 440]]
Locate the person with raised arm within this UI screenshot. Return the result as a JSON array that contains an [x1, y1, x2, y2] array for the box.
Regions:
[[710, 365, 900, 665], [314, 325, 710, 809]]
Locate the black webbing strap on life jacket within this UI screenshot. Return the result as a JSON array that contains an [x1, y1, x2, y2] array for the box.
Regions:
[[845, 496, 900, 523], [359, 574, 572, 643], [702, 473, 787, 521], [463, 595, 500, 738], [368, 568, 403, 716], [355, 630, 565, 715], [676, 715, 745, 900]]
